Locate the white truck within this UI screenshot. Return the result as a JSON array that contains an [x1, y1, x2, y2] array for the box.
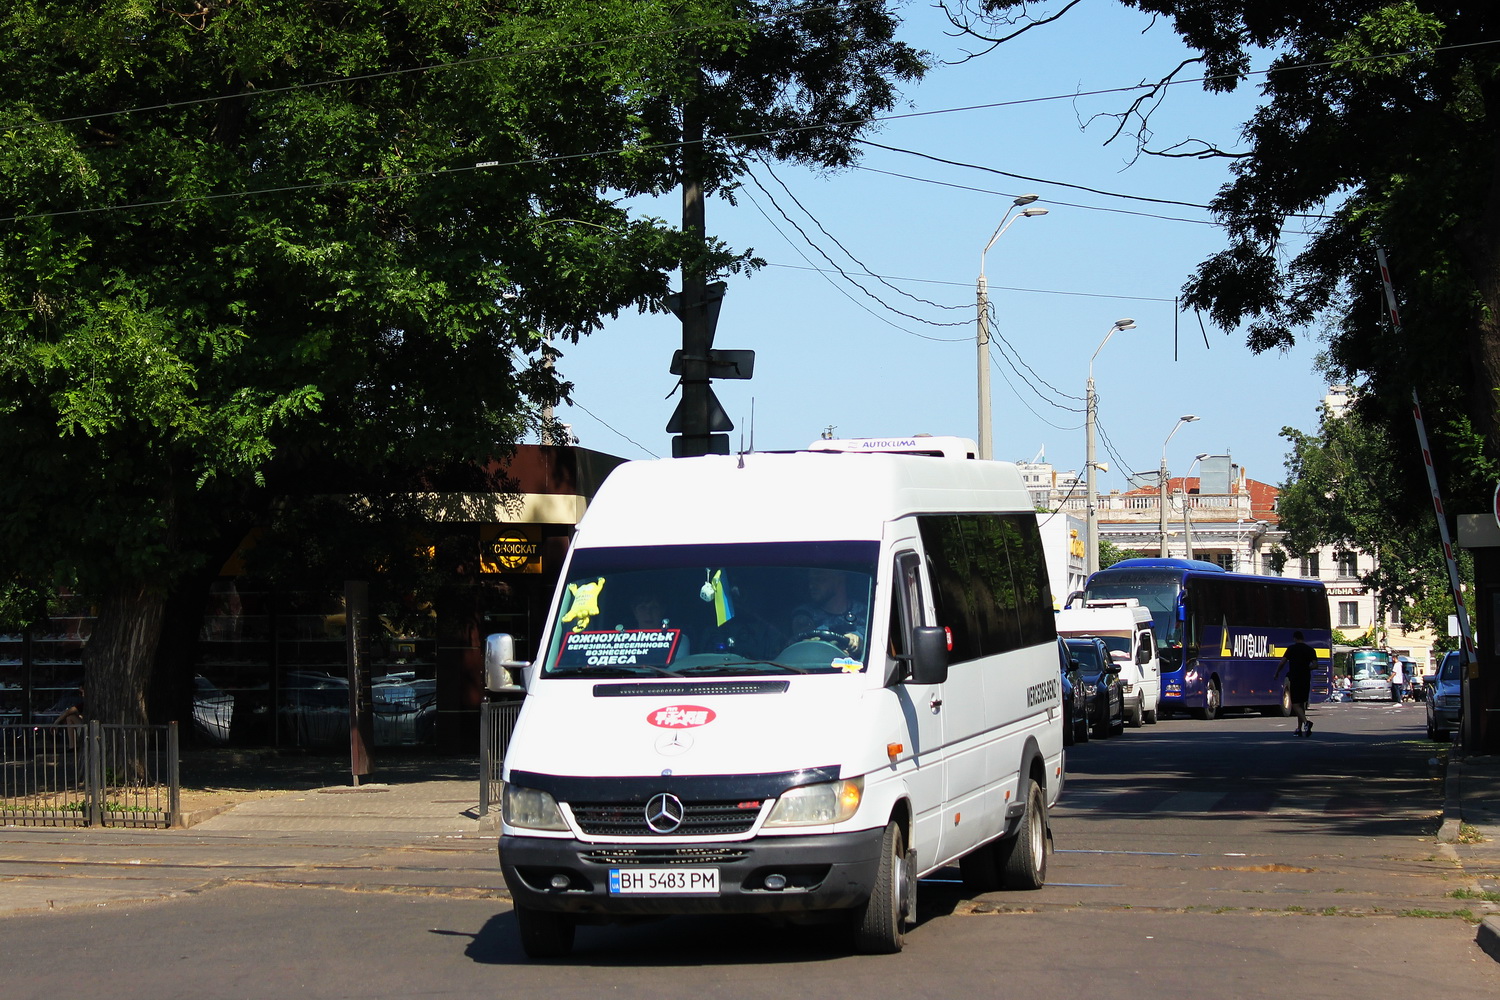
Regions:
[[1055, 599, 1161, 726]]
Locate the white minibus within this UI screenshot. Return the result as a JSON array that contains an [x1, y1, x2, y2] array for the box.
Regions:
[[487, 444, 1063, 957]]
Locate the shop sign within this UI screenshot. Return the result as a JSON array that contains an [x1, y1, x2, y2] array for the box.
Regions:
[[481, 526, 543, 574], [1327, 585, 1366, 596]]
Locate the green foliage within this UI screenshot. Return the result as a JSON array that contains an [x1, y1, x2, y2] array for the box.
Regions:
[[1098, 539, 1146, 569], [950, 0, 1500, 507], [1276, 402, 1472, 639], [0, 1, 926, 716]]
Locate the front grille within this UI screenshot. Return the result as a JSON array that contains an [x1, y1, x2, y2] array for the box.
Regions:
[[570, 799, 759, 837], [579, 846, 751, 865]]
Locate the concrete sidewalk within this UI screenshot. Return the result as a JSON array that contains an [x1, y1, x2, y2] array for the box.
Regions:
[[1439, 752, 1500, 963]]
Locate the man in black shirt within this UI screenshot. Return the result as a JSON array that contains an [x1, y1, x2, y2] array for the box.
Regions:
[[1276, 631, 1318, 736]]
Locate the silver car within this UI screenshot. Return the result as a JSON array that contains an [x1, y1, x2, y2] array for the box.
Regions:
[[1426, 651, 1464, 741]]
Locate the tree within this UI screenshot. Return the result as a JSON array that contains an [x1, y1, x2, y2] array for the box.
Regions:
[[1098, 538, 1145, 570], [0, 1, 925, 725], [943, 2, 1500, 512], [1276, 400, 1472, 644]]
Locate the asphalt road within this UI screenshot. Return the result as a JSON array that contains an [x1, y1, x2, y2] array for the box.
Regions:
[[4, 700, 1498, 999]]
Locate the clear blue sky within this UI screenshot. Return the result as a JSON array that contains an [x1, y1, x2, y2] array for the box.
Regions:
[[549, 2, 1330, 492]]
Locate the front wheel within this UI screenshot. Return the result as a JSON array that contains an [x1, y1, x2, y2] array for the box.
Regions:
[[1127, 695, 1144, 728], [515, 905, 575, 960], [853, 822, 911, 953], [996, 779, 1049, 890]]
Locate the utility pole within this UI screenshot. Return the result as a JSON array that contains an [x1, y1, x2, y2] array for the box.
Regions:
[[666, 81, 748, 457]]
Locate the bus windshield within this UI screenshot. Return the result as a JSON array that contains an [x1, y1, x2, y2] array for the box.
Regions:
[[540, 540, 879, 678], [1082, 570, 1183, 647]]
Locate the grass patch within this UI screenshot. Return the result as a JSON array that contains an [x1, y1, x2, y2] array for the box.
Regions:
[[1399, 908, 1478, 922], [1450, 888, 1500, 902], [1457, 823, 1487, 844]]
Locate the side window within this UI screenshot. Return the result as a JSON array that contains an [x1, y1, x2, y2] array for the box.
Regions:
[[918, 515, 982, 663], [886, 551, 925, 682]]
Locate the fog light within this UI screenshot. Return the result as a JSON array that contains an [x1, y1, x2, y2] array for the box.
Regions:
[[764, 873, 787, 891], [549, 874, 570, 890]]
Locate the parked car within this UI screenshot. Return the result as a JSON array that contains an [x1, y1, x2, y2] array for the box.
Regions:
[[1057, 636, 1089, 746], [1065, 636, 1124, 739], [1426, 651, 1464, 741]]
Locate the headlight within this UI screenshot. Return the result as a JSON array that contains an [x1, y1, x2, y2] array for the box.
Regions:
[[764, 777, 864, 827], [502, 784, 569, 831]]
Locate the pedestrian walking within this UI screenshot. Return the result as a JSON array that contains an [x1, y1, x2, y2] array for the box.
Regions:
[[1275, 632, 1317, 736], [1389, 656, 1406, 703]]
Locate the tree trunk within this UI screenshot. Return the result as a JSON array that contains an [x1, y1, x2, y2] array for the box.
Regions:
[[82, 583, 167, 728]]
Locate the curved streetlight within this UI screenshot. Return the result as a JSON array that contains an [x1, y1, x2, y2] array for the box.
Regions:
[[977, 195, 1048, 459], [1158, 415, 1200, 556], [1084, 318, 1137, 576]]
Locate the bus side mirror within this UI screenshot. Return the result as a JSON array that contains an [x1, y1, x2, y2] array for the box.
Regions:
[[484, 633, 530, 692], [907, 626, 949, 685]]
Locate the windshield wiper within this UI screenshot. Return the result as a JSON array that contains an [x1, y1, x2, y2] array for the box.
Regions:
[[676, 661, 810, 676]]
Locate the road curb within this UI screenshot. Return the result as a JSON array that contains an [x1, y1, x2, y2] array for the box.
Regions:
[[1478, 916, 1500, 964]]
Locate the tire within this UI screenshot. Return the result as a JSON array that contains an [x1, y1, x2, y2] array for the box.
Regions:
[[1062, 704, 1075, 746], [1092, 698, 1111, 739], [1144, 706, 1158, 725], [1261, 681, 1293, 717], [1127, 695, 1144, 728], [1427, 701, 1449, 742], [996, 779, 1049, 890], [1076, 708, 1090, 743], [1194, 680, 1221, 720], [853, 822, 910, 954], [515, 905, 575, 960]]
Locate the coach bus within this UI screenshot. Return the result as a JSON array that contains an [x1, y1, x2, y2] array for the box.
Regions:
[[1078, 558, 1331, 719]]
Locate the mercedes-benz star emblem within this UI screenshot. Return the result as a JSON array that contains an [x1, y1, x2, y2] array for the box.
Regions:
[[655, 730, 694, 756], [644, 792, 685, 834]]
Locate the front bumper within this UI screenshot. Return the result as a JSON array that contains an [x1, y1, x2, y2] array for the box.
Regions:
[[500, 826, 886, 918]]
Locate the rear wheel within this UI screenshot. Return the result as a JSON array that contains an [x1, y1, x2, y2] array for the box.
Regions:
[[853, 822, 910, 953], [996, 779, 1049, 890], [515, 905, 575, 960], [1261, 681, 1293, 717], [1194, 679, 1221, 720]]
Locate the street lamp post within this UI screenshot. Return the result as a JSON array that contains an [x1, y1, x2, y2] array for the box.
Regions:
[[1085, 318, 1136, 576], [1182, 452, 1209, 560], [1158, 415, 1200, 556], [977, 195, 1048, 460]]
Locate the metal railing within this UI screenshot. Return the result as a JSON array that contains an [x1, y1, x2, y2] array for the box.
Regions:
[[477, 699, 524, 816], [1, 720, 180, 828]]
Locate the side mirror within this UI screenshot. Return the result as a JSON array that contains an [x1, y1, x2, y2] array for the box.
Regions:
[[1103, 662, 1123, 675], [906, 626, 949, 685], [484, 633, 530, 692], [1136, 645, 1152, 665]]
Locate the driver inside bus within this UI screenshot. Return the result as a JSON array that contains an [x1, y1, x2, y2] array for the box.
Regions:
[[789, 568, 867, 656]]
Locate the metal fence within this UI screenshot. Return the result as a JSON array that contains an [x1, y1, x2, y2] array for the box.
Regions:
[[0, 720, 180, 828], [477, 699, 523, 816]]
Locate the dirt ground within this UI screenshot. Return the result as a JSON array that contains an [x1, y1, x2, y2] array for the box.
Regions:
[[177, 748, 478, 818]]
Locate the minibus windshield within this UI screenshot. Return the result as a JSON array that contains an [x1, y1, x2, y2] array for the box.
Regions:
[[540, 540, 879, 678]]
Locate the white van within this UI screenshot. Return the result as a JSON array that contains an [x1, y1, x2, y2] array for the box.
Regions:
[[487, 445, 1064, 958], [1054, 599, 1160, 726]]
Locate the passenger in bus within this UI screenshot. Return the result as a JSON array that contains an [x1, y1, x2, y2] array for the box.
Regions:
[[1275, 632, 1317, 736]]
